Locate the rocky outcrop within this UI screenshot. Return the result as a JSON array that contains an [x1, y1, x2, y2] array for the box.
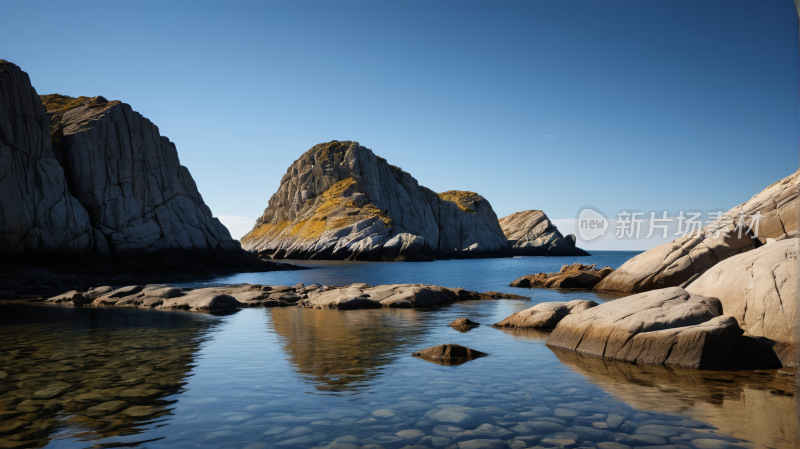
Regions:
[[240, 141, 512, 260], [449, 318, 481, 331], [546, 287, 743, 368], [411, 344, 488, 365], [686, 238, 798, 367], [0, 60, 286, 275], [0, 60, 106, 266], [594, 169, 799, 294], [298, 283, 528, 309], [510, 263, 614, 289], [493, 299, 598, 329], [499, 210, 589, 256], [43, 93, 268, 272]]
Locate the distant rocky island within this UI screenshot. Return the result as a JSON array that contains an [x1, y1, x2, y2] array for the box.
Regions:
[[0, 60, 288, 295], [241, 140, 587, 260]]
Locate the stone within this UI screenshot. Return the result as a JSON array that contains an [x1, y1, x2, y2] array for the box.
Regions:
[[449, 318, 481, 331], [412, 344, 488, 366], [32, 383, 71, 399], [299, 283, 525, 310], [594, 169, 799, 294], [118, 405, 160, 418], [240, 141, 511, 260], [424, 409, 474, 426], [509, 263, 614, 289], [597, 443, 631, 449], [691, 439, 733, 449], [546, 287, 743, 368], [686, 239, 798, 367], [45, 290, 90, 305], [452, 440, 506, 449], [85, 400, 128, 417], [493, 300, 598, 329], [615, 434, 669, 446], [499, 210, 590, 256], [540, 438, 578, 448], [373, 409, 397, 418]]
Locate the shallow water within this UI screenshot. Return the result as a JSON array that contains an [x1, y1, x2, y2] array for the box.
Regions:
[[0, 252, 797, 449]]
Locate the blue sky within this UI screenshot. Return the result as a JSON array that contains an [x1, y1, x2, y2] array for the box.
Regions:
[[3, 1, 798, 249]]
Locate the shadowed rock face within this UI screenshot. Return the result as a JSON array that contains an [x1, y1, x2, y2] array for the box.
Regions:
[[595, 169, 799, 294], [686, 238, 799, 367], [0, 61, 107, 265], [411, 344, 488, 366], [546, 287, 743, 368], [240, 141, 512, 261], [499, 210, 590, 256], [493, 299, 598, 329]]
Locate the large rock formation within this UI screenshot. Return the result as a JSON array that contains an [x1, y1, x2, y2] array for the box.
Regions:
[[0, 60, 107, 265], [546, 287, 743, 368], [509, 263, 614, 289], [0, 60, 279, 275], [594, 169, 799, 294], [499, 210, 589, 256], [686, 238, 798, 367], [240, 141, 512, 260]]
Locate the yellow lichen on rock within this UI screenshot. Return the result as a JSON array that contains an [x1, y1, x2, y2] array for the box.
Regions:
[[437, 190, 481, 213], [241, 221, 291, 244]]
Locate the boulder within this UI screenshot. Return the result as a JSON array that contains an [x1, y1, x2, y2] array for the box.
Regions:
[[493, 300, 598, 329], [240, 141, 511, 261], [594, 169, 799, 294], [499, 210, 590, 256], [411, 344, 488, 366], [510, 263, 614, 289], [46, 290, 90, 306], [449, 318, 481, 331], [686, 238, 799, 367], [298, 284, 527, 309], [546, 287, 743, 368]]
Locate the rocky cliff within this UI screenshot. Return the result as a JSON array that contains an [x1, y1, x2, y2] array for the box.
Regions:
[[499, 209, 589, 256], [0, 60, 279, 274], [594, 168, 799, 293], [241, 141, 511, 260], [0, 60, 107, 265]]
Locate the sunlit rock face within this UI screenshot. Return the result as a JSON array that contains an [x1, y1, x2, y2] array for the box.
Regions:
[[499, 210, 589, 256], [687, 238, 799, 367], [0, 60, 106, 265], [240, 141, 511, 261], [595, 169, 799, 294]]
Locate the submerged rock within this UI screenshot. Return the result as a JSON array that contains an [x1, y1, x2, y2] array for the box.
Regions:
[[411, 344, 488, 366], [240, 141, 511, 261], [594, 169, 799, 294], [510, 263, 614, 289], [298, 284, 528, 309], [686, 238, 799, 367], [493, 300, 598, 329], [449, 318, 481, 331], [499, 210, 590, 256], [546, 287, 743, 368]]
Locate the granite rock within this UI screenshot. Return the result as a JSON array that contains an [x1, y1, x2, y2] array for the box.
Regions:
[[240, 141, 511, 260], [499, 210, 590, 256], [493, 299, 598, 329], [510, 263, 614, 289], [686, 238, 799, 367], [595, 169, 799, 294], [546, 287, 743, 368], [412, 344, 488, 366]]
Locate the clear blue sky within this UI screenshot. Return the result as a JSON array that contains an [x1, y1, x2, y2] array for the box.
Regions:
[[3, 1, 798, 247]]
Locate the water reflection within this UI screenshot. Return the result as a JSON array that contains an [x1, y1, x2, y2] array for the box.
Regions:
[[268, 307, 428, 393], [552, 347, 799, 449], [0, 305, 220, 448]]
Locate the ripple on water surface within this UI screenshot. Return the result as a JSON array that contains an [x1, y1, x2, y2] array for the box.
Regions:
[[0, 254, 797, 448]]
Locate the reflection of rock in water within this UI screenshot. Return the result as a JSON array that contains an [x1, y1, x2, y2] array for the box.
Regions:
[[0, 305, 216, 448], [269, 308, 424, 393], [551, 347, 798, 449]]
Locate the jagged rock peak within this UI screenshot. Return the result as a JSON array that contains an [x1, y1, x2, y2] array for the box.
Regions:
[[241, 140, 511, 260], [499, 209, 590, 256]]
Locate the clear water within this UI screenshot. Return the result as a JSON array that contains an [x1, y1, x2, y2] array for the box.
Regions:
[[0, 252, 796, 449]]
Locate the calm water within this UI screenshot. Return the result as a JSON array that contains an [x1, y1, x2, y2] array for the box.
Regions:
[[0, 252, 797, 449]]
